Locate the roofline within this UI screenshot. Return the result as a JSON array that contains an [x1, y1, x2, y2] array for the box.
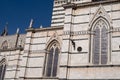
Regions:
[[26, 26, 64, 32], [63, 0, 119, 9], [77, 0, 120, 7]]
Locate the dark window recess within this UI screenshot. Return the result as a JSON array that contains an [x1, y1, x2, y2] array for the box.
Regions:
[[93, 27, 100, 64], [52, 47, 59, 77], [45, 46, 60, 77], [92, 20, 108, 65], [0, 59, 6, 80], [46, 48, 54, 77], [101, 26, 107, 64]]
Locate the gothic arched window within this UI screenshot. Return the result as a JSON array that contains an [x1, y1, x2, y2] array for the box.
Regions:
[[1, 41, 8, 50], [92, 20, 108, 64], [44, 41, 60, 77], [0, 58, 6, 80]]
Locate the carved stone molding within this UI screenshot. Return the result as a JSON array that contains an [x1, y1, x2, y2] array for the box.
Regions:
[[24, 50, 46, 53], [64, 31, 90, 35], [73, 31, 90, 35], [112, 28, 120, 32]]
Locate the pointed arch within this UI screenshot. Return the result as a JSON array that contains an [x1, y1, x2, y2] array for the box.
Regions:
[[92, 19, 109, 64], [89, 5, 112, 31], [89, 5, 111, 65], [46, 39, 60, 51], [46, 32, 61, 49], [44, 39, 60, 77], [1, 40, 8, 50], [0, 58, 7, 80]]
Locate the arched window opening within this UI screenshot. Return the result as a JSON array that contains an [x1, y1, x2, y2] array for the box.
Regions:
[[1, 41, 8, 50], [45, 41, 60, 77], [46, 47, 54, 77], [92, 19, 108, 65], [93, 26, 100, 64], [0, 58, 6, 80]]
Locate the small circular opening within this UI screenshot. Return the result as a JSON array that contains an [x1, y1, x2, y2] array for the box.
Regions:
[[77, 47, 82, 52]]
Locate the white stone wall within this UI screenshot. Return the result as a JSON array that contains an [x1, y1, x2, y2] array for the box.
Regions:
[[21, 28, 63, 79], [60, 0, 120, 79], [0, 50, 23, 80], [2, 0, 120, 80]]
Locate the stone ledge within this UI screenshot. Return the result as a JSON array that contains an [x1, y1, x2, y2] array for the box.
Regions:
[[62, 0, 119, 9], [20, 77, 59, 79], [26, 26, 63, 32], [0, 47, 23, 52], [60, 64, 120, 68], [76, 0, 119, 8]]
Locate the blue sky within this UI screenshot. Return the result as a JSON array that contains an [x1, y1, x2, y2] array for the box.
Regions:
[[0, 0, 54, 34]]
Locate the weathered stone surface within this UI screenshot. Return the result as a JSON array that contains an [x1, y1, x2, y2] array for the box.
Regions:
[[0, 0, 120, 80]]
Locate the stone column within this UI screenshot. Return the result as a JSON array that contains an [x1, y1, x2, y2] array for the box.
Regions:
[[59, 3, 76, 80], [18, 29, 33, 80]]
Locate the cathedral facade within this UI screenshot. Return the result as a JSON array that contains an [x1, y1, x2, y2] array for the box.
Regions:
[[0, 0, 120, 80]]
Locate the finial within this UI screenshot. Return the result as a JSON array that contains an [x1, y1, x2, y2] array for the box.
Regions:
[[16, 28, 19, 34], [29, 19, 33, 28], [1, 22, 8, 36], [40, 25, 43, 28]]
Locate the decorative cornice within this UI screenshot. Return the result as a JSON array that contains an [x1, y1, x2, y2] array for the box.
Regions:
[[54, 0, 119, 8], [26, 27, 120, 34], [54, 0, 67, 5], [64, 31, 90, 35], [76, 0, 119, 8], [26, 26, 63, 32], [63, 28, 120, 36], [63, 31, 71, 35], [73, 31, 90, 35]]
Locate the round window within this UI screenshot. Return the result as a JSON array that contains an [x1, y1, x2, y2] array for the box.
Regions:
[[77, 47, 82, 52]]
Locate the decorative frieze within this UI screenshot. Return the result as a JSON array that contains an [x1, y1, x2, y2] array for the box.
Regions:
[[54, 0, 67, 5], [73, 31, 90, 35], [64, 31, 90, 35], [112, 28, 120, 32], [64, 28, 120, 36]]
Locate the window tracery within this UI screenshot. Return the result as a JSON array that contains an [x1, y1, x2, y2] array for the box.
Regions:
[[0, 58, 6, 80], [92, 20, 108, 64], [44, 41, 60, 77]]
